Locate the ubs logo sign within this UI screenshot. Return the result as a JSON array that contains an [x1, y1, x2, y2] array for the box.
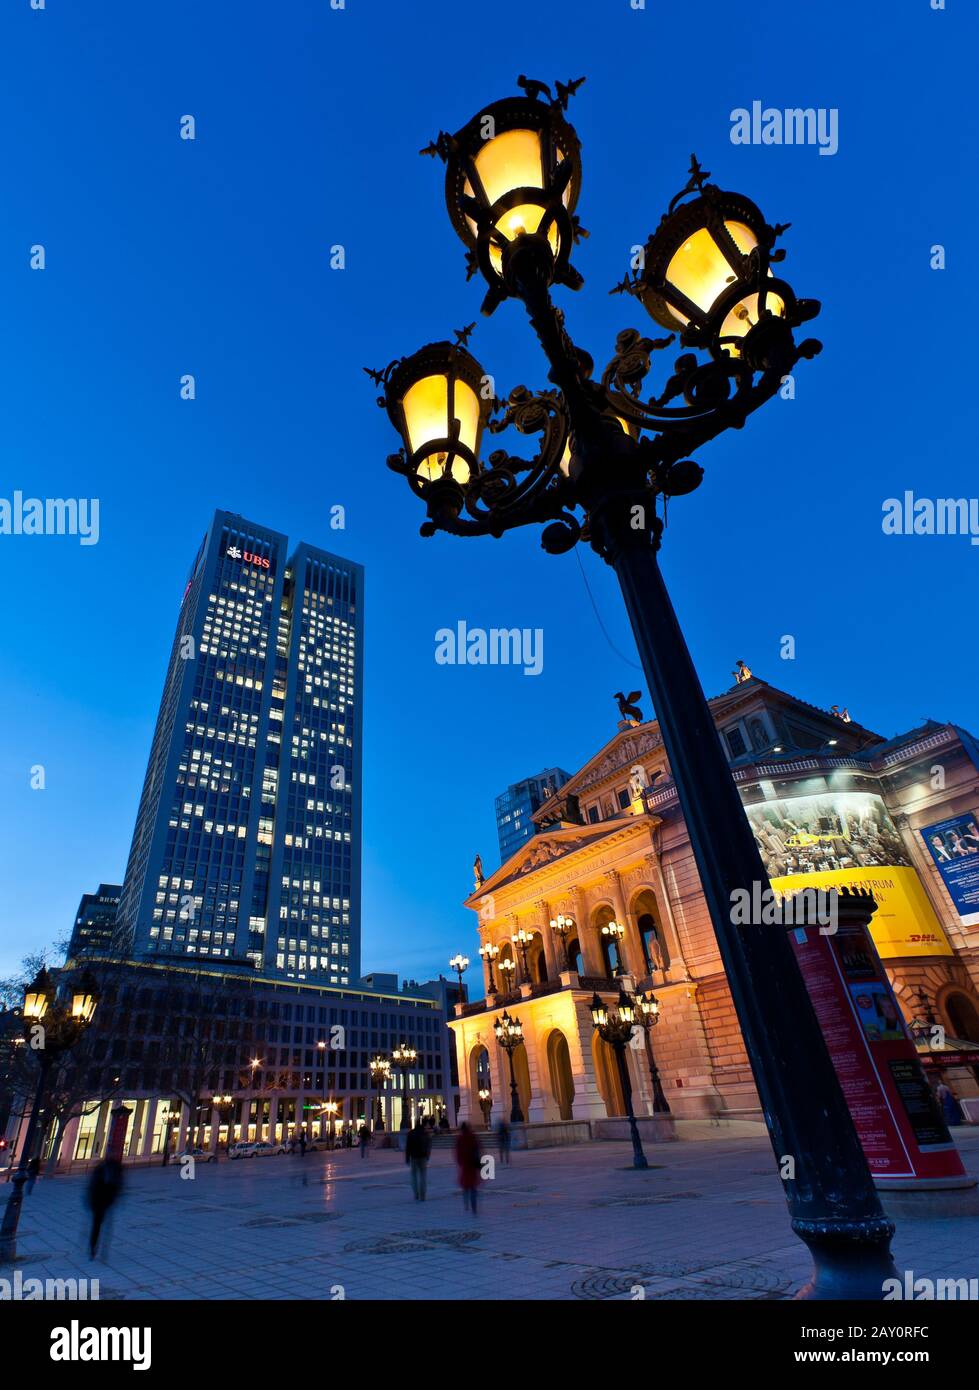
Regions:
[[226, 545, 271, 570]]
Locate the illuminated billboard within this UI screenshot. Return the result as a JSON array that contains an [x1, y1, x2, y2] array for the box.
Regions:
[[744, 790, 953, 959]]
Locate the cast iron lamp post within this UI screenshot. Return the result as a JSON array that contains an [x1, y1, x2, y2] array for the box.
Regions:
[[449, 953, 470, 993], [590, 988, 649, 1170], [322, 1099, 339, 1149], [391, 1042, 417, 1131], [634, 990, 671, 1115], [0, 968, 99, 1263], [369, 74, 897, 1299], [497, 957, 516, 993], [212, 1093, 236, 1154], [370, 1056, 391, 1132], [549, 914, 574, 970], [478, 1086, 493, 1128], [479, 942, 500, 993], [493, 1011, 526, 1124]]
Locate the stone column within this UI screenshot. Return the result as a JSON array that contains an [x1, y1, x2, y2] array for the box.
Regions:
[[605, 869, 647, 979], [573, 887, 604, 978], [645, 847, 686, 979], [535, 899, 559, 980]]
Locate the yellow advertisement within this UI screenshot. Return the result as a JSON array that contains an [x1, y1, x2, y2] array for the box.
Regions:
[[771, 865, 953, 959], [745, 789, 953, 959]]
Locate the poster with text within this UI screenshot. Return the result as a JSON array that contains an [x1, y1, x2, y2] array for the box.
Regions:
[[920, 813, 979, 926]]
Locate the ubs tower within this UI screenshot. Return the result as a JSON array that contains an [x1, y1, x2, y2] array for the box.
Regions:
[[116, 510, 363, 985]]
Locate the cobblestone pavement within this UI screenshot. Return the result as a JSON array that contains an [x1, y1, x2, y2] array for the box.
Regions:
[[4, 1128, 979, 1301]]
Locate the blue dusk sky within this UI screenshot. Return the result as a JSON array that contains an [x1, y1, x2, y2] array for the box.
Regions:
[[1, 0, 976, 987]]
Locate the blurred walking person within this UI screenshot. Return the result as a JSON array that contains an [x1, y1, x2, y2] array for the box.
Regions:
[[455, 1121, 482, 1215], [358, 1123, 370, 1159], [405, 1119, 432, 1200], [496, 1118, 512, 1166], [85, 1158, 123, 1260]]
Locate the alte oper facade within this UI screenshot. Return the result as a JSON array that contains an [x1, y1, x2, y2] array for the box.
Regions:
[[449, 675, 979, 1132]]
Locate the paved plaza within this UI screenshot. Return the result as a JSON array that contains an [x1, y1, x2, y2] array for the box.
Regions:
[[6, 1124, 979, 1301]]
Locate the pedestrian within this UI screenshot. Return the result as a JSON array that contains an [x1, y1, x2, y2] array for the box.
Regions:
[[496, 1118, 512, 1166], [935, 1079, 962, 1127], [85, 1158, 123, 1260], [455, 1121, 482, 1215], [25, 1155, 41, 1196], [405, 1119, 432, 1201], [298, 1130, 307, 1157], [438, 1113, 450, 1132], [358, 1123, 370, 1158]]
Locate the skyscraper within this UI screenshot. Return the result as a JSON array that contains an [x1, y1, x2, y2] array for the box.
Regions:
[[67, 884, 122, 960], [494, 766, 571, 862], [116, 510, 363, 985]]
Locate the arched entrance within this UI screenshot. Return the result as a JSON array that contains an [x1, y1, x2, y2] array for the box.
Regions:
[[512, 1044, 532, 1121], [944, 991, 979, 1043], [633, 889, 670, 974], [593, 904, 621, 979], [469, 1043, 492, 1126], [546, 1030, 575, 1120], [591, 1030, 625, 1116], [567, 936, 584, 975], [528, 932, 548, 983]]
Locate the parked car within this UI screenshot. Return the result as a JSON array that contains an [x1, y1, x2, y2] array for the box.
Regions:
[[228, 1141, 258, 1160], [251, 1141, 284, 1157], [177, 1147, 216, 1164]]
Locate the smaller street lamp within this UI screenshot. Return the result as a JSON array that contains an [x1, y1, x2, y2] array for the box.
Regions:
[[493, 1011, 525, 1124], [478, 1087, 493, 1128], [498, 957, 517, 992], [212, 1093, 236, 1154], [370, 1056, 391, 1133], [322, 1099, 339, 1149], [391, 1042, 418, 1131], [513, 929, 533, 981], [549, 914, 574, 970], [590, 988, 648, 1170], [479, 942, 500, 993], [449, 953, 470, 992], [634, 990, 671, 1115], [601, 921, 626, 976]]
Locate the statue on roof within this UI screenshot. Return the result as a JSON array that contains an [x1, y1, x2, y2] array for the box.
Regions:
[[733, 660, 752, 685], [614, 690, 643, 725], [473, 853, 484, 890]]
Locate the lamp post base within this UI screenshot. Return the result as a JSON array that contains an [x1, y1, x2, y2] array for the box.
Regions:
[[0, 1171, 28, 1264], [793, 1219, 899, 1300]]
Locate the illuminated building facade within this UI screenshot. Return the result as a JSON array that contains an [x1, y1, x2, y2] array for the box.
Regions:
[[115, 510, 363, 985], [451, 677, 979, 1133]]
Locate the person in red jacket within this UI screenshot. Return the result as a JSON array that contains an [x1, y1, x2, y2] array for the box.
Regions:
[[454, 1122, 482, 1214]]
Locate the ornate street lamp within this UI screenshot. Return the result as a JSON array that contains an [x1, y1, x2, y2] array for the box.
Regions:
[[321, 1099, 339, 1149], [549, 914, 575, 970], [370, 75, 895, 1298], [0, 969, 100, 1263], [493, 1010, 525, 1124], [212, 1093, 237, 1154], [601, 920, 626, 977], [370, 1055, 391, 1133], [513, 929, 533, 981], [391, 1042, 418, 1131], [591, 988, 648, 1170], [479, 942, 500, 993], [449, 953, 470, 993], [634, 990, 671, 1115], [478, 1086, 493, 1129]]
